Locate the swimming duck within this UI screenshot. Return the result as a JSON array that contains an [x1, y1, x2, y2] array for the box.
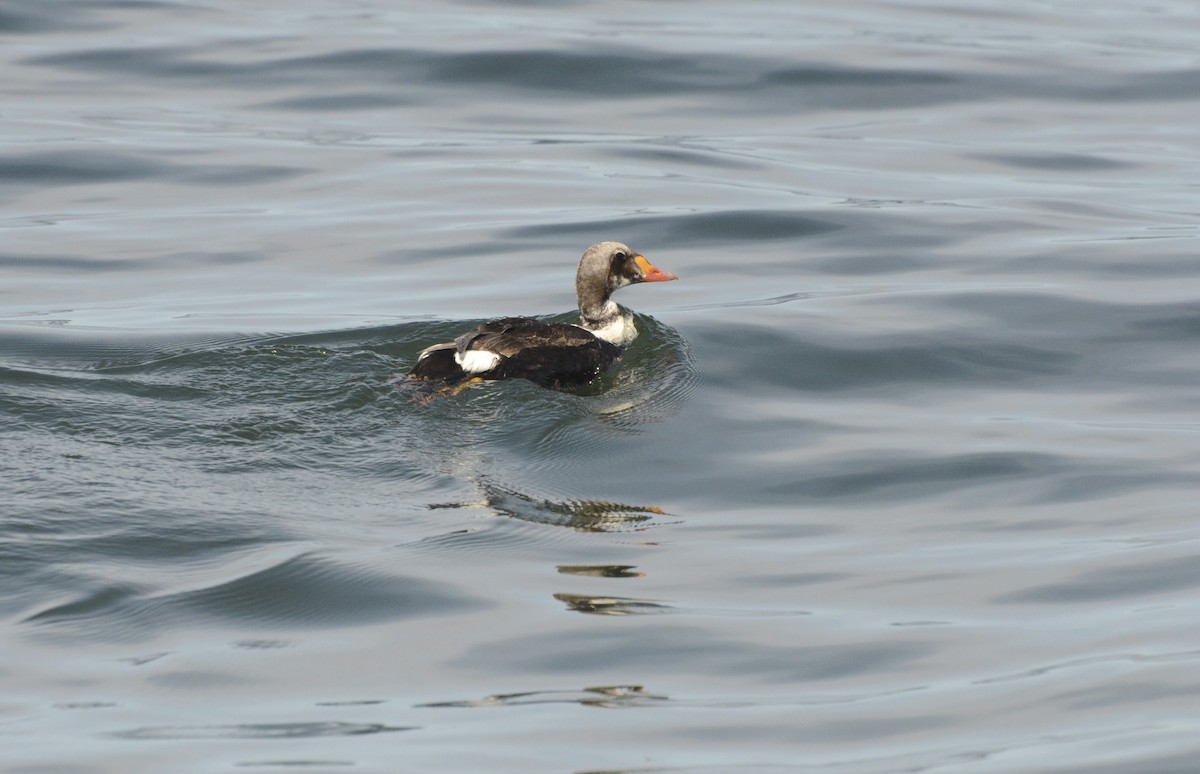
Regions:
[[407, 241, 677, 389]]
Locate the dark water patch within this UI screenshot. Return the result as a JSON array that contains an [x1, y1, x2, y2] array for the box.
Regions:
[[40, 529, 282, 567], [456, 623, 934, 682], [23, 38, 1200, 117], [173, 162, 308, 187], [768, 451, 1055, 503], [53, 701, 118, 710], [0, 0, 154, 34], [696, 321, 1076, 393], [237, 760, 356, 769], [1041, 752, 1200, 774], [1054, 680, 1200, 711], [0, 325, 264, 369], [315, 699, 387, 707], [0, 150, 306, 190], [147, 668, 247, 689], [23, 45, 272, 83], [609, 145, 759, 171], [996, 553, 1200, 605], [935, 294, 1200, 387], [691, 521, 843, 542], [678, 714, 950, 744], [1071, 68, 1200, 103], [419, 684, 664, 709], [0, 250, 264, 274], [114, 721, 413, 740], [478, 208, 962, 264], [958, 518, 1079, 533], [256, 92, 415, 112], [0, 5, 66, 34], [426, 49, 734, 97], [765, 66, 955, 88], [973, 152, 1136, 172], [760, 63, 1200, 111], [756, 449, 1180, 508], [760, 64, 969, 109], [392, 208, 976, 290], [23, 582, 143, 625], [178, 553, 466, 628], [0, 150, 165, 185], [811, 251, 934, 275], [508, 209, 844, 247], [1, 362, 210, 401], [1089, 253, 1200, 279], [1123, 307, 1200, 341], [402, 520, 574, 560], [938, 292, 1193, 335], [1, 333, 414, 458], [26, 44, 724, 97], [1037, 470, 1188, 504], [733, 572, 851, 589], [22, 553, 488, 641], [679, 291, 813, 312]]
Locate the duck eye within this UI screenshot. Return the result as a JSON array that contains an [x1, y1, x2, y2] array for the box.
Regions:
[[613, 251, 626, 261]]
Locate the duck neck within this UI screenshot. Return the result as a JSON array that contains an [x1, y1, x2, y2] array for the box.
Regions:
[[579, 299, 636, 347], [579, 296, 619, 329], [578, 273, 637, 346], [577, 275, 611, 321]]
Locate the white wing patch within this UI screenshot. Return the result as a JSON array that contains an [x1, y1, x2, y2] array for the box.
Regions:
[[455, 349, 502, 374]]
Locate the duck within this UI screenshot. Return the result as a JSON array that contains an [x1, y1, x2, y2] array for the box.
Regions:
[[406, 241, 677, 389]]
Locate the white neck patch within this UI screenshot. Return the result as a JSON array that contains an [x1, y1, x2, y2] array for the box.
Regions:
[[579, 308, 638, 347]]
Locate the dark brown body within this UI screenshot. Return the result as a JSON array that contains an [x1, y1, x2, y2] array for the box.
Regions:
[[408, 317, 622, 388]]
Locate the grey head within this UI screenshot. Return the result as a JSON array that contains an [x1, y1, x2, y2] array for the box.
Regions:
[[574, 241, 677, 326]]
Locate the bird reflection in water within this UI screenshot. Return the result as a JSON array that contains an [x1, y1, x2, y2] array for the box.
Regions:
[[552, 593, 670, 616], [556, 565, 644, 578], [429, 480, 674, 532]]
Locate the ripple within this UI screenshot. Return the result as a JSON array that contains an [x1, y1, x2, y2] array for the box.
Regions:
[[418, 684, 666, 709], [22, 552, 488, 640], [453, 623, 935, 682], [996, 553, 1200, 604], [114, 721, 413, 740], [508, 209, 844, 246], [0, 150, 305, 189], [974, 152, 1137, 172], [697, 321, 1076, 393]]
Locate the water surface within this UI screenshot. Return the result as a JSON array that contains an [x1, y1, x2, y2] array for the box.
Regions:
[[3, 1, 1200, 772]]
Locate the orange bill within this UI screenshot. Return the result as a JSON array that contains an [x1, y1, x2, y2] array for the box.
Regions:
[[634, 254, 678, 282]]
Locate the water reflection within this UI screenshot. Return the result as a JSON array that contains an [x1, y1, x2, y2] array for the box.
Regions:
[[557, 565, 645, 578], [553, 593, 671, 616], [113, 721, 413, 740], [430, 480, 673, 532], [418, 685, 666, 709]]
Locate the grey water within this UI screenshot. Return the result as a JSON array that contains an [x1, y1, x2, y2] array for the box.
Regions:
[[3, 1, 1200, 772]]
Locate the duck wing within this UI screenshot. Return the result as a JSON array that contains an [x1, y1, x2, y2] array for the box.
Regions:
[[409, 317, 621, 387], [462, 317, 621, 387], [455, 317, 599, 357]]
